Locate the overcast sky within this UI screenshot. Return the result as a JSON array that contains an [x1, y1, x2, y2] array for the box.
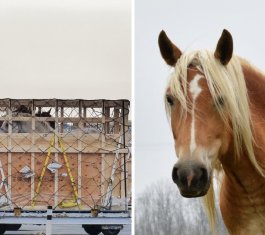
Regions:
[[0, 0, 131, 99], [135, 0, 265, 194]]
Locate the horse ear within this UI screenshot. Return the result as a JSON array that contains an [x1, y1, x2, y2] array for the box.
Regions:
[[158, 30, 182, 66], [214, 29, 233, 65]]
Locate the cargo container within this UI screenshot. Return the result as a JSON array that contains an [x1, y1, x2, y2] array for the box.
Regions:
[[0, 99, 131, 235]]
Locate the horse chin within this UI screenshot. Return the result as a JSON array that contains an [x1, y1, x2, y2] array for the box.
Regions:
[[180, 189, 208, 198], [178, 180, 211, 198]]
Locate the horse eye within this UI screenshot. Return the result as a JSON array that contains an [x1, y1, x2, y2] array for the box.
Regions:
[[216, 96, 224, 106], [166, 95, 174, 106]]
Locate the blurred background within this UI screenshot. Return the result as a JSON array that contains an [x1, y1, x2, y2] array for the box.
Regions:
[[0, 0, 131, 99]]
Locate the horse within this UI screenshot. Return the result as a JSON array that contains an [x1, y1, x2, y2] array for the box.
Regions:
[[158, 29, 265, 234], [0, 106, 54, 133], [35, 108, 55, 129]]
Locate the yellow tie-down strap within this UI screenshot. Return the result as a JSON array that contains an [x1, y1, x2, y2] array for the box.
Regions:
[[31, 134, 81, 209], [58, 136, 81, 209], [31, 134, 55, 208]]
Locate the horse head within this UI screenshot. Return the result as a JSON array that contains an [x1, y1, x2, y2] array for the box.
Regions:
[[35, 108, 55, 129], [14, 105, 32, 115], [36, 108, 52, 117], [158, 30, 234, 197]]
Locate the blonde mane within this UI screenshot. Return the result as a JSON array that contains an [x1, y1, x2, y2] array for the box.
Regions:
[[165, 50, 264, 233]]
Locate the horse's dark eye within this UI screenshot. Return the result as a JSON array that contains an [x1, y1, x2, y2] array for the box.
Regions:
[[216, 96, 224, 106], [166, 95, 174, 106]]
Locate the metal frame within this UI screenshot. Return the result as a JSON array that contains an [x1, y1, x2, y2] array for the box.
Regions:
[[0, 211, 131, 225]]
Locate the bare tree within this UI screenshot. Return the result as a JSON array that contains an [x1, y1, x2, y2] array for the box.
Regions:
[[135, 179, 227, 235]]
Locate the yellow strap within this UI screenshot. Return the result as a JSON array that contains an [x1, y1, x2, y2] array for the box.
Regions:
[[31, 134, 55, 207], [58, 198, 78, 208], [31, 134, 81, 209], [58, 137, 81, 209]]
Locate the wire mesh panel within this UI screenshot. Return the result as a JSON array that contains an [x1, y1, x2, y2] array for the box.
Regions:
[[0, 99, 131, 211]]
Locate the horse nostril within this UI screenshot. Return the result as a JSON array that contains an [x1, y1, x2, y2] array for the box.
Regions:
[[199, 167, 208, 181], [172, 166, 179, 183]]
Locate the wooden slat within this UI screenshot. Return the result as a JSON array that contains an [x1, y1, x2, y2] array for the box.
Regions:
[[77, 100, 82, 201], [0, 147, 129, 154], [31, 102, 35, 201], [0, 99, 130, 109], [7, 107, 12, 206], [54, 100, 59, 206], [0, 117, 120, 123]]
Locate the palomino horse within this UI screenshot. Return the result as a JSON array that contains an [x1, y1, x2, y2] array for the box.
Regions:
[[159, 29, 265, 234]]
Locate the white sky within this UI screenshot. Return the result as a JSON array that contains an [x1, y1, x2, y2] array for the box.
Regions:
[[0, 0, 131, 99], [135, 0, 265, 194]]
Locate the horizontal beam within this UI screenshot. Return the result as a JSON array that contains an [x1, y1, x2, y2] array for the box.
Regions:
[[0, 147, 129, 154], [0, 117, 122, 123], [0, 217, 131, 225], [0, 99, 130, 109], [0, 211, 131, 225]]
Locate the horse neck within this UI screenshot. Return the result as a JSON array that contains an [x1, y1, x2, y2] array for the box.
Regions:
[[220, 62, 265, 195], [219, 64, 265, 232], [243, 62, 265, 111], [243, 63, 265, 160]]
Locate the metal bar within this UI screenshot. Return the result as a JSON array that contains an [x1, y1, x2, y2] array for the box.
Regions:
[[0, 210, 130, 215], [0, 217, 131, 225], [46, 206, 52, 235]]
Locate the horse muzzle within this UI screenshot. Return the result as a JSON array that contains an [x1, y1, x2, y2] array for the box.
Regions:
[[172, 162, 211, 198]]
